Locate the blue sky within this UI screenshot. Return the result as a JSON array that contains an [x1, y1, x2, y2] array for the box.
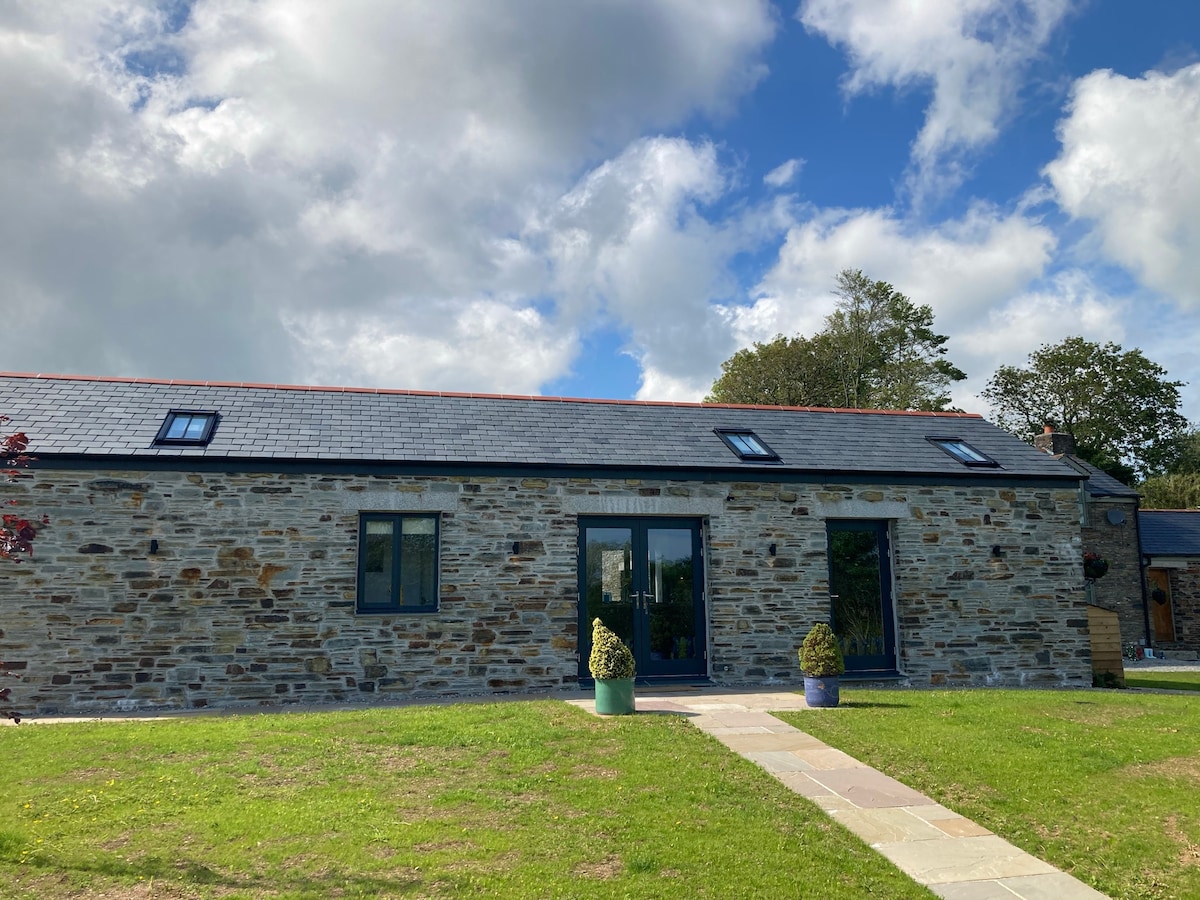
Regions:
[[2, 1, 1199, 424]]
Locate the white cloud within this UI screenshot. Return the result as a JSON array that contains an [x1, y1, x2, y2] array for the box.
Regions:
[[799, 0, 1074, 199], [745, 203, 1055, 340], [0, 1, 776, 390], [763, 157, 803, 188], [1044, 63, 1200, 307], [536, 136, 777, 401], [953, 268, 1127, 409], [283, 300, 577, 393]]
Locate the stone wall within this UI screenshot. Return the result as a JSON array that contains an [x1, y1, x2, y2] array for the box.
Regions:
[[1083, 497, 1145, 646], [1161, 564, 1200, 651], [0, 467, 1090, 713]]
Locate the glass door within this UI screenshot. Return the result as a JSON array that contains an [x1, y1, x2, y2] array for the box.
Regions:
[[579, 518, 706, 681], [826, 520, 898, 675]]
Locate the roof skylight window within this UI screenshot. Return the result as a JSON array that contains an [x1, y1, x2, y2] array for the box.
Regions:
[[928, 437, 998, 468], [715, 429, 779, 461], [154, 410, 219, 446]]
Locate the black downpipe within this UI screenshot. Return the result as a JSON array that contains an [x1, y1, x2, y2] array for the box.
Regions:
[[1133, 496, 1153, 650]]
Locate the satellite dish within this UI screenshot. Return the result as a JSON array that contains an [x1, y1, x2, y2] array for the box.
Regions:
[[1106, 508, 1126, 525]]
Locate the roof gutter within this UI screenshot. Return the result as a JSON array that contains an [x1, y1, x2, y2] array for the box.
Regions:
[[26, 452, 1087, 489]]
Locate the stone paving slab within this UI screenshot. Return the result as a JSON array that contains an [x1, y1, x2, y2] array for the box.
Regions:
[[931, 872, 1111, 899], [700, 725, 775, 735], [807, 766, 935, 807], [788, 746, 872, 771], [694, 710, 783, 728], [830, 806, 950, 843], [713, 730, 826, 753], [775, 771, 829, 797], [906, 802, 971, 822], [876, 834, 1058, 885], [743, 749, 815, 773], [931, 816, 994, 838]]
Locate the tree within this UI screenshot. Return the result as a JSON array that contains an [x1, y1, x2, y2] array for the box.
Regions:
[[707, 269, 966, 410], [1, 416, 45, 724], [981, 337, 1188, 481], [1164, 429, 1200, 476], [705, 334, 838, 407], [1, 421, 41, 560], [1136, 430, 1200, 508], [1138, 473, 1200, 509]]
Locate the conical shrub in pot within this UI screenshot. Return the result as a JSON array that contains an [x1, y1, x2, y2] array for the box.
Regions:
[[799, 622, 844, 708], [590, 617, 635, 715]]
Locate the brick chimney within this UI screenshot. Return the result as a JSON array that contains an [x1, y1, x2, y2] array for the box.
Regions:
[[1033, 423, 1076, 456]]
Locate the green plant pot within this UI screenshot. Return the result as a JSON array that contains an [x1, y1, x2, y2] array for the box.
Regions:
[[594, 677, 635, 715]]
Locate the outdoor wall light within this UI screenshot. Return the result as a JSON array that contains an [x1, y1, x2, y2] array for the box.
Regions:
[[150, 539, 159, 555], [991, 545, 1003, 558], [512, 541, 520, 555], [768, 543, 777, 556]]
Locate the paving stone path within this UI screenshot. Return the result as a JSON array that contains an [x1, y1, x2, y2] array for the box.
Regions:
[[570, 688, 1110, 900]]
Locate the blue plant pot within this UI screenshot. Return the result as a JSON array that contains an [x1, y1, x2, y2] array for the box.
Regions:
[[594, 678, 635, 715], [804, 675, 840, 708]]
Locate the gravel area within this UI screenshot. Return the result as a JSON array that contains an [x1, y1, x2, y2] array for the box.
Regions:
[[1124, 657, 1200, 673]]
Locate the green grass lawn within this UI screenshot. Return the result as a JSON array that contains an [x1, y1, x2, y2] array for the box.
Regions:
[[1126, 671, 1200, 692], [781, 689, 1200, 900], [0, 701, 931, 899]]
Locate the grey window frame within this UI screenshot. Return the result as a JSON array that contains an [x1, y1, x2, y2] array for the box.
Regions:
[[153, 409, 219, 446], [927, 436, 1000, 468], [714, 429, 780, 461], [356, 512, 440, 614]]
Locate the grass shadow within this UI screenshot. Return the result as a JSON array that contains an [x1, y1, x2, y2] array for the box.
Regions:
[[835, 700, 913, 709], [21, 850, 431, 896]]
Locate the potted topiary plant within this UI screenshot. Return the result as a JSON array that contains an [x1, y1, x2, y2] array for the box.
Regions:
[[589, 617, 636, 715], [799, 622, 844, 708]]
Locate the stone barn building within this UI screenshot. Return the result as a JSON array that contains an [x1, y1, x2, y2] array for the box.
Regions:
[[0, 373, 1091, 713]]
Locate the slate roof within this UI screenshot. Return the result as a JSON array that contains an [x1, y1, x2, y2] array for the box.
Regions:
[[1056, 455, 1141, 498], [1139, 510, 1200, 557], [0, 373, 1082, 480]]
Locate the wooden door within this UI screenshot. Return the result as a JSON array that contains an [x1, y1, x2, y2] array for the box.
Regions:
[[1147, 568, 1176, 643]]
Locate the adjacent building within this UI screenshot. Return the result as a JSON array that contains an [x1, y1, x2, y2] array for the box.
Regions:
[[1139, 510, 1200, 656]]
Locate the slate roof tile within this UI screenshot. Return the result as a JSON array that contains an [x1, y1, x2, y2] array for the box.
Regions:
[[1140, 510, 1200, 556]]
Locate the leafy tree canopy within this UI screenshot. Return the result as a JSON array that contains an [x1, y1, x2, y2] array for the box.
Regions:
[[707, 269, 966, 410], [1138, 473, 1200, 510], [1138, 430, 1200, 508], [1164, 429, 1200, 476], [981, 336, 1188, 481]]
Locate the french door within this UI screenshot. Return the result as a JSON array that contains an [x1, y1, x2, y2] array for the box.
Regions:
[[578, 517, 706, 681], [827, 520, 898, 676]]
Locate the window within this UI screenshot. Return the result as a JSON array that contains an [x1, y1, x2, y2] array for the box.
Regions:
[[714, 429, 780, 461], [154, 409, 219, 446], [928, 437, 999, 467], [357, 513, 439, 613]]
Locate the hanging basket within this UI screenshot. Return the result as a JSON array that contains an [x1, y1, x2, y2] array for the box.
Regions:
[[1083, 553, 1109, 580]]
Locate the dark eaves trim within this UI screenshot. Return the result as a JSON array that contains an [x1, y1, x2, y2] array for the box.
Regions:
[[27, 453, 1086, 490]]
